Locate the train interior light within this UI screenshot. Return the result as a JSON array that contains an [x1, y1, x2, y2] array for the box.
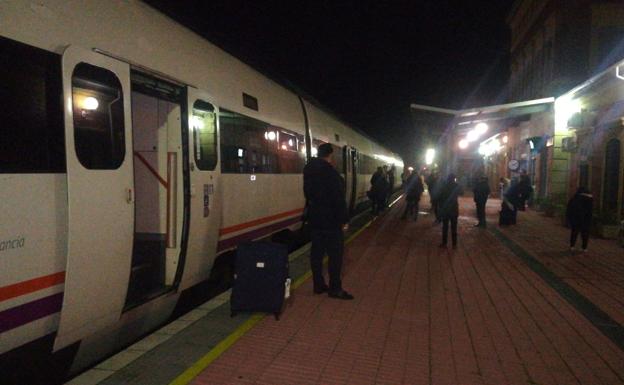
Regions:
[[458, 139, 469, 149], [82, 96, 99, 110], [190, 115, 204, 130]]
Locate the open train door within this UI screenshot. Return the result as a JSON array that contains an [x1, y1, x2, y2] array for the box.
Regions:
[[54, 46, 134, 350]]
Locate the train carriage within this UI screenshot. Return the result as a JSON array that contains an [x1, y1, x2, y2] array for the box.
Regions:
[[0, 1, 402, 382]]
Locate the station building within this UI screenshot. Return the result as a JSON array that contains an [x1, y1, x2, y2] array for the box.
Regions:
[[411, 0, 624, 238]]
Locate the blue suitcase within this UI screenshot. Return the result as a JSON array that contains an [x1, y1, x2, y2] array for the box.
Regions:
[[230, 241, 289, 320]]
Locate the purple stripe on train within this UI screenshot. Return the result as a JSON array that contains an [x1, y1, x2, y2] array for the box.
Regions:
[[217, 216, 302, 252], [0, 292, 64, 334]]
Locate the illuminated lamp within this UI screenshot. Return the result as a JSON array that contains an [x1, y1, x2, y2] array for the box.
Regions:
[[281, 144, 288, 150], [554, 95, 581, 134], [311, 147, 318, 156], [191, 115, 204, 130], [458, 139, 469, 149], [265, 131, 277, 141], [475, 122, 488, 135], [82, 96, 99, 110], [425, 148, 435, 165], [288, 139, 294, 147], [503, 135, 508, 144], [466, 130, 479, 142]]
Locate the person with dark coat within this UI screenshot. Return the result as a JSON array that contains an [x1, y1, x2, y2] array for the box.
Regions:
[[303, 143, 353, 300], [500, 181, 519, 225], [437, 174, 460, 248], [473, 176, 491, 228], [517, 173, 533, 211], [370, 167, 388, 215], [401, 172, 424, 220], [566, 187, 593, 252], [426, 172, 441, 222]]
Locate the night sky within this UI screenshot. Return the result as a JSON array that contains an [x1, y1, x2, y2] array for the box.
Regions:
[[144, 0, 514, 164]]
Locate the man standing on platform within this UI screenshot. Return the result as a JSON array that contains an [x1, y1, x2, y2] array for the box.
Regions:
[[303, 143, 354, 300], [426, 171, 441, 223], [438, 174, 460, 249], [473, 175, 490, 228]]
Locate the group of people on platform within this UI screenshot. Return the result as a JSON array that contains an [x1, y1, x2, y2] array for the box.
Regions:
[[399, 168, 594, 252], [302, 144, 594, 302], [368, 165, 396, 215]]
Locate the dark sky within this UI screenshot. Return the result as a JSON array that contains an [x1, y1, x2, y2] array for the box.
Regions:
[[144, 0, 514, 162]]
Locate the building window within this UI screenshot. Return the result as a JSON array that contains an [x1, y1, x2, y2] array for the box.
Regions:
[[603, 139, 620, 211], [242, 93, 258, 111], [192, 100, 218, 171], [72, 63, 125, 170], [0, 36, 64, 173]]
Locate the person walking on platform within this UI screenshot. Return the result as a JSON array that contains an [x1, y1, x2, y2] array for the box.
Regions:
[[566, 187, 593, 252], [473, 176, 490, 228], [303, 143, 354, 300], [426, 171, 441, 223], [438, 174, 460, 249], [402, 171, 424, 220], [370, 167, 388, 215]]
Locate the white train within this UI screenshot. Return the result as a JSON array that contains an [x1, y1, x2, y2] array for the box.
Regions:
[[0, 1, 403, 382]]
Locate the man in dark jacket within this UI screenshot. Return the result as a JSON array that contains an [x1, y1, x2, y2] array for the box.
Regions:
[[566, 187, 593, 252], [303, 143, 354, 300], [426, 172, 441, 222], [437, 174, 460, 249], [402, 172, 424, 220], [517, 173, 533, 211], [370, 167, 388, 215], [473, 176, 491, 228]]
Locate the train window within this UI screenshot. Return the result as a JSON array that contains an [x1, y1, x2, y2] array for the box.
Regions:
[[72, 63, 125, 169], [277, 131, 306, 173], [219, 109, 277, 173], [192, 100, 218, 170], [219, 109, 304, 174], [0, 36, 64, 173]]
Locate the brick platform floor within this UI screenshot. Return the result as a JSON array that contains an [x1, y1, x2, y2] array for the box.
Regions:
[[191, 196, 624, 385]]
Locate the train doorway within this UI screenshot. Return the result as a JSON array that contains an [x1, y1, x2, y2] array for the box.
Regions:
[[124, 72, 187, 309]]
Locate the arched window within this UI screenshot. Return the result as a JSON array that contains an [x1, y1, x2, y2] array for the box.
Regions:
[[603, 139, 620, 211]]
